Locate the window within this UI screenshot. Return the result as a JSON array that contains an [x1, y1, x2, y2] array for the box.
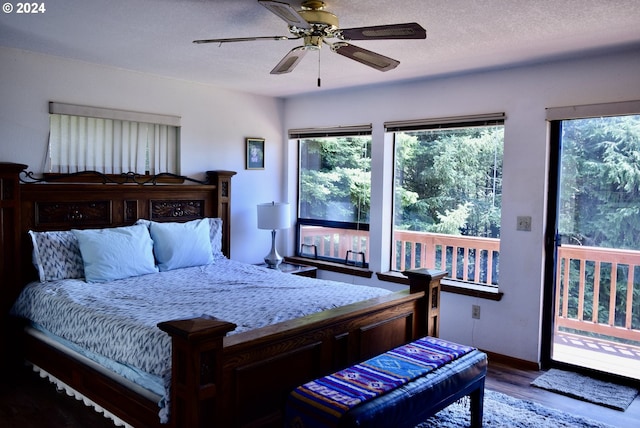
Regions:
[[293, 125, 372, 267], [546, 100, 640, 375], [387, 113, 505, 287], [48, 102, 180, 175]]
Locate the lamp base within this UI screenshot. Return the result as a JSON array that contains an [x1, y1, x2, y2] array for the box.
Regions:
[[264, 229, 283, 269], [264, 255, 283, 269]]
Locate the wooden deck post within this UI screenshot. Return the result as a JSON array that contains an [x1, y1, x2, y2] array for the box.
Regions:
[[403, 268, 447, 338]]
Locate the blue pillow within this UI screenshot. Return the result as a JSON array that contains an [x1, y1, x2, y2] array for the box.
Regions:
[[137, 217, 225, 260], [149, 218, 214, 271], [72, 224, 159, 282]]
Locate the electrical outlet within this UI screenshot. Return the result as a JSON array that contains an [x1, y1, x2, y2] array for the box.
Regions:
[[472, 304, 481, 319], [516, 216, 532, 231]]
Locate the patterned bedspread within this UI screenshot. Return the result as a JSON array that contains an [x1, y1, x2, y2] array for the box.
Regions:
[[11, 259, 392, 381]]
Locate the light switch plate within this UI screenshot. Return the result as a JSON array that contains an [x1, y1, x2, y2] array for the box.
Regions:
[[517, 216, 532, 231]]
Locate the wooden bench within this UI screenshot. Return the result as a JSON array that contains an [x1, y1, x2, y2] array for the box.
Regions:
[[285, 339, 487, 428]]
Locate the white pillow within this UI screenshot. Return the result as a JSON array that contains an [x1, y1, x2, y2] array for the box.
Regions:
[[149, 218, 214, 271], [72, 224, 159, 283]]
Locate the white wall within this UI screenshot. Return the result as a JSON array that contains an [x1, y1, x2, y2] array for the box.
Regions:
[[283, 46, 640, 363], [0, 47, 286, 263]]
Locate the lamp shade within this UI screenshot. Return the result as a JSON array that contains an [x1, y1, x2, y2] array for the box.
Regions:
[[257, 202, 290, 230]]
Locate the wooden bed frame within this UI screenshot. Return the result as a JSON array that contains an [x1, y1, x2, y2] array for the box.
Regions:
[[0, 162, 445, 428]]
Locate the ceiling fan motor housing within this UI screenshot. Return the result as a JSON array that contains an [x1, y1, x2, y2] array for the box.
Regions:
[[298, 9, 338, 28], [292, 2, 340, 48]]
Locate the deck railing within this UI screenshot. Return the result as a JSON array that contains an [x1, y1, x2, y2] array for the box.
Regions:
[[300, 227, 640, 344], [556, 244, 640, 343], [393, 230, 500, 286], [299, 227, 500, 286], [299, 226, 369, 264]]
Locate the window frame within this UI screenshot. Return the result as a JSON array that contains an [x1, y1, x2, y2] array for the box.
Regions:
[[386, 113, 506, 290], [292, 124, 373, 268]]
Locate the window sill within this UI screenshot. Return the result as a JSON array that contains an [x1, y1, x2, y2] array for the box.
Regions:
[[284, 256, 373, 278], [376, 271, 504, 301]]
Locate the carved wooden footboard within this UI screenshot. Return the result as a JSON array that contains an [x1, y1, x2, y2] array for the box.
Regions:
[[159, 268, 442, 427], [0, 162, 445, 428]]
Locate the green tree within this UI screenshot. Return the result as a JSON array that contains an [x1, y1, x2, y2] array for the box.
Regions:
[[560, 115, 640, 249], [299, 136, 371, 223], [394, 126, 503, 238]]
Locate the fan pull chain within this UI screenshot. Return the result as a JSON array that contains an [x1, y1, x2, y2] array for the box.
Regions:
[[317, 50, 321, 87]]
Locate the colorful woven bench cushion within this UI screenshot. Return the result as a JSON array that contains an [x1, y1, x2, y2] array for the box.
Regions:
[[286, 337, 475, 427]]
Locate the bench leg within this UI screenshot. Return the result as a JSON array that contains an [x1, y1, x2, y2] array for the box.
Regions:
[[469, 381, 485, 428]]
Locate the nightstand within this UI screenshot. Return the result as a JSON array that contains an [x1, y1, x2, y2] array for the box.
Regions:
[[258, 261, 317, 278]]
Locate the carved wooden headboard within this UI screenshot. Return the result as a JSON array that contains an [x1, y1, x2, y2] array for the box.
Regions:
[[0, 163, 235, 315]]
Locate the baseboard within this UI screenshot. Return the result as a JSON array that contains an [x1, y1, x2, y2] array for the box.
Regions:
[[482, 350, 541, 371]]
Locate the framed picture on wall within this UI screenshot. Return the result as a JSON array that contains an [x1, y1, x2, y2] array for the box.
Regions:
[[246, 138, 265, 170]]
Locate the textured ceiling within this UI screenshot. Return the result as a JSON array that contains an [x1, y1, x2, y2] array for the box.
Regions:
[[1, 0, 640, 97]]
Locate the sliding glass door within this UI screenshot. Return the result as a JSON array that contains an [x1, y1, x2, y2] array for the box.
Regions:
[[546, 111, 640, 380]]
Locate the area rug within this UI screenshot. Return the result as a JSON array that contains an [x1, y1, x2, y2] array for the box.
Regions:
[[531, 369, 639, 411], [415, 389, 616, 428]]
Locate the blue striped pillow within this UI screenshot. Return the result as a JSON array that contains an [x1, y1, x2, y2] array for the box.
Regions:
[[29, 230, 84, 282]]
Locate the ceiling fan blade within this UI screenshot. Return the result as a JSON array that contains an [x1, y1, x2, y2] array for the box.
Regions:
[[271, 46, 308, 74], [339, 22, 426, 40], [331, 42, 399, 72], [193, 35, 297, 44], [259, 0, 310, 29]]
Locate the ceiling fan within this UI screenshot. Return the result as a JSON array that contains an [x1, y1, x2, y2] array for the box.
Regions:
[[193, 0, 426, 76]]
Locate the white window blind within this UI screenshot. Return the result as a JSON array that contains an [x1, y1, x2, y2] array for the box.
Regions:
[[289, 124, 372, 138], [546, 100, 640, 121], [48, 102, 181, 175], [384, 112, 506, 132]]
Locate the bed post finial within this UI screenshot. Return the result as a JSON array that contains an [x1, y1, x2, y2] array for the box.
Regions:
[[403, 268, 447, 338], [158, 317, 237, 428], [206, 170, 236, 259]]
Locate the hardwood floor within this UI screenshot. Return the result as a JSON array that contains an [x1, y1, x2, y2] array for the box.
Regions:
[[0, 365, 115, 428], [1, 358, 639, 427], [486, 358, 640, 428]]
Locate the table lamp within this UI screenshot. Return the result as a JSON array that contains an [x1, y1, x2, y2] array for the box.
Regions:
[[257, 201, 290, 268]]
